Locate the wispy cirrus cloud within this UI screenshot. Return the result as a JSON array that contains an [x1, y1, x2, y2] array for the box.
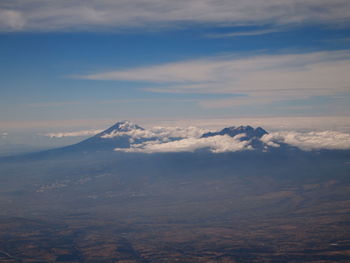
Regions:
[[28, 101, 83, 107], [206, 28, 282, 38], [1, 0, 350, 31], [0, 9, 25, 30], [81, 50, 350, 107]]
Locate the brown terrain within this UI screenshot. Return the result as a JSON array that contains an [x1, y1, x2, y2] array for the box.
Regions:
[[0, 148, 349, 262]]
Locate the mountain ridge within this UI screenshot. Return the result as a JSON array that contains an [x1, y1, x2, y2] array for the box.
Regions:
[[201, 125, 268, 139], [0, 121, 299, 159]]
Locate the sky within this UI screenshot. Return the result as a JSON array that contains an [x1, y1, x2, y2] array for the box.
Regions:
[[1, 0, 350, 149]]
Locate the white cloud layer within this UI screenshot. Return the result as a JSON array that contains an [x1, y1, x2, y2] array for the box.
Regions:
[[116, 134, 252, 153], [1, 0, 350, 31], [110, 126, 350, 153], [83, 50, 350, 106], [44, 129, 103, 138], [262, 131, 350, 151]]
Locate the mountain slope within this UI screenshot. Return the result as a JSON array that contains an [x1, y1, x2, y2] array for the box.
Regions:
[[201, 125, 269, 150], [68, 120, 144, 151]]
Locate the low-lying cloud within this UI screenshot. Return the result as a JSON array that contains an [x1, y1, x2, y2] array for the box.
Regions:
[[42, 125, 350, 152], [116, 134, 252, 153], [112, 126, 350, 153], [1, 132, 8, 139], [102, 126, 208, 141], [262, 131, 350, 151], [44, 129, 103, 138]]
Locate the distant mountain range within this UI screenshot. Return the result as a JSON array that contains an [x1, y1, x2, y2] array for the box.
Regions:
[[1, 121, 314, 160], [201, 125, 268, 139], [48, 121, 278, 154], [0, 125, 349, 263]]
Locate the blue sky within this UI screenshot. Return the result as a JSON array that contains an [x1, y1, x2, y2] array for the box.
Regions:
[[1, 0, 350, 139]]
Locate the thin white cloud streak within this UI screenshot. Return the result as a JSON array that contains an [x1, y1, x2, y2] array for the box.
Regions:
[[44, 129, 103, 138], [1, 0, 350, 31], [25, 98, 196, 108], [28, 101, 83, 107], [197, 97, 276, 108], [206, 28, 282, 38], [102, 126, 208, 141], [1, 132, 8, 139], [262, 131, 350, 150], [116, 134, 252, 153], [198, 94, 347, 109], [82, 50, 350, 104]]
